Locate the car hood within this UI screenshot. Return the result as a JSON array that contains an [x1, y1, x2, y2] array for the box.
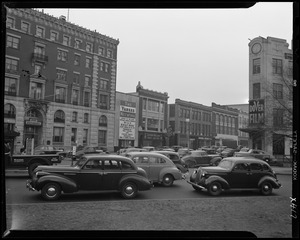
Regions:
[[200, 166, 229, 173], [35, 165, 78, 173]]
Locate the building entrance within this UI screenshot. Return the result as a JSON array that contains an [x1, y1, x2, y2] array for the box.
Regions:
[[24, 109, 44, 148]]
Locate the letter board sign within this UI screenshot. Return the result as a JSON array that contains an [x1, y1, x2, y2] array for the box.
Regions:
[[249, 99, 264, 125]]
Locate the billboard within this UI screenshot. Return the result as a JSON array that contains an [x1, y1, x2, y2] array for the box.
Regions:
[[249, 99, 264, 125], [119, 101, 136, 140]]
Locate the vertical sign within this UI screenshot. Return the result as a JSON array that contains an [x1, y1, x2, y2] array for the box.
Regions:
[[119, 101, 136, 140], [249, 99, 264, 125]]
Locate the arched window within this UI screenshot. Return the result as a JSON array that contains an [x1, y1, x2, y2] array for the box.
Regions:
[[99, 115, 107, 127], [54, 110, 65, 123], [4, 103, 16, 118]]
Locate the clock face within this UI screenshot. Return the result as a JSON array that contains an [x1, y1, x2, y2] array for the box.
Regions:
[[251, 43, 262, 54]]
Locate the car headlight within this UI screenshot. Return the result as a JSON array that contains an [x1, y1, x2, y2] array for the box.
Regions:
[[201, 171, 207, 177]]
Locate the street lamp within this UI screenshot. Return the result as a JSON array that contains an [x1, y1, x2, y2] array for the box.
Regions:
[[186, 118, 190, 149]]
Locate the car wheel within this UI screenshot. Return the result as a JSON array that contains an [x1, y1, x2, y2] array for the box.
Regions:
[[260, 181, 273, 196], [121, 182, 138, 199], [208, 181, 222, 196], [41, 182, 61, 201], [162, 174, 174, 187], [28, 162, 42, 177]]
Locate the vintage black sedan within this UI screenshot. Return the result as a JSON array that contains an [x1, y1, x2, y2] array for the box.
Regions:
[[26, 154, 152, 200], [187, 157, 281, 196], [181, 150, 222, 168]]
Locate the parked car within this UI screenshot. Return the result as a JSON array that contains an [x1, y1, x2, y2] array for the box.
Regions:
[[216, 146, 227, 154], [153, 150, 189, 173], [200, 147, 218, 155], [187, 157, 281, 196], [26, 154, 153, 200], [181, 150, 222, 168], [234, 149, 276, 163], [120, 148, 147, 156], [142, 146, 155, 152], [239, 147, 250, 152], [220, 148, 239, 158], [126, 152, 183, 187], [75, 146, 105, 160], [34, 145, 63, 155], [178, 148, 193, 158], [171, 145, 183, 152]]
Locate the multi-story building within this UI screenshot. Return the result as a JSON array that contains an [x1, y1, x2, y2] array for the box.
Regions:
[[133, 82, 169, 148], [211, 103, 239, 148], [242, 36, 293, 156], [114, 91, 139, 151], [168, 99, 213, 149], [4, 8, 119, 153], [224, 104, 249, 147]]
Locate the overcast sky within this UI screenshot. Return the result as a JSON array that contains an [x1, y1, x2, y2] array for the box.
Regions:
[[40, 2, 293, 106]]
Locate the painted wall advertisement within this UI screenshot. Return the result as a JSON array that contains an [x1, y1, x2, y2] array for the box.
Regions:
[[249, 99, 264, 125], [119, 101, 136, 140]]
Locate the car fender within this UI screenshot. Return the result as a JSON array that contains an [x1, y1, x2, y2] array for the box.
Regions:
[[258, 175, 279, 188], [119, 174, 151, 190], [210, 156, 222, 165], [158, 167, 181, 181], [205, 175, 230, 189], [36, 174, 78, 193]]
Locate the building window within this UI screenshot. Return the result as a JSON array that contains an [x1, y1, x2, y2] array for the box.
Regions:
[[83, 129, 88, 145], [98, 130, 107, 145], [148, 99, 160, 112], [55, 86, 66, 103], [107, 49, 113, 58], [57, 49, 68, 62], [63, 35, 71, 46], [253, 83, 261, 99], [54, 110, 65, 123], [74, 54, 80, 66], [73, 73, 80, 84], [53, 127, 64, 143], [21, 21, 30, 33], [99, 94, 108, 109], [36, 26, 45, 38], [83, 91, 90, 107], [147, 118, 159, 131], [72, 111, 78, 122], [98, 47, 104, 55], [7, 35, 20, 49], [84, 113, 89, 123], [6, 17, 15, 28], [5, 77, 17, 96], [99, 79, 108, 90], [56, 69, 67, 81], [273, 109, 284, 127], [4, 103, 16, 118], [50, 31, 58, 41], [71, 128, 77, 143], [253, 58, 260, 74], [86, 43, 92, 52], [273, 83, 283, 99], [74, 39, 81, 49], [99, 115, 107, 126], [72, 89, 79, 105], [29, 82, 43, 100], [34, 45, 45, 55], [143, 98, 147, 110], [272, 59, 282, 75], [34, 63, 43, 75], [85, 58, 91, 68], [5, 57, 19, 72], [100, 62, 110, 72], [84, 76, 91, 87]]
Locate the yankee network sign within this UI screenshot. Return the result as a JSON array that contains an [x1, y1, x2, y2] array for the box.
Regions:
[[249, 99, 264, 125]]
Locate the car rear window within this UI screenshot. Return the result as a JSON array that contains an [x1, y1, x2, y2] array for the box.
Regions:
[[250, 163, 262, 171]]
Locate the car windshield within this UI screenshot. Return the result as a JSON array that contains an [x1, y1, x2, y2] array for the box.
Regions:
[[218, 159, 234, 170], [75, 157, 87, 167]]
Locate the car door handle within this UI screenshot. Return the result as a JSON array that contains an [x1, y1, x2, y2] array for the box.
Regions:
[[247, 172, 252, 175]]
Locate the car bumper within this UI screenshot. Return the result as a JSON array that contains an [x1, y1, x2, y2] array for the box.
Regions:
[[187, 180, 205, 190], [26, 179, 36, 191]]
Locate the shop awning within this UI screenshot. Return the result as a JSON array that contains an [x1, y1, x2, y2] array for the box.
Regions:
[[239, 127, 265, 134]]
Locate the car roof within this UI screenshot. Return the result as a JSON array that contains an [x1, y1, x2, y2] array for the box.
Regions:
[[154, 150, 179, 155], [83, 154, 134, 163], [222, 157, 269, 164]]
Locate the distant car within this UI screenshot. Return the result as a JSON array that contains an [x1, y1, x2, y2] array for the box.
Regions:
[[142, 146, 155, 152], [181, 150, 222, 168], [120, 148, 147, 156], [220, 148, 239, 158], [34, 145, 63, 155], [26, 154, 153, 200], [200, 148, 218, 155], [239, 147, 250, 152], [75, 146, 105, 160], [234, 149, 276, 163], [153, 150, 189, 173], [187, 157, 281, 196], [126, 152, 183, 187], [178, 148, 193, 158], [171, 145, 183, 152]]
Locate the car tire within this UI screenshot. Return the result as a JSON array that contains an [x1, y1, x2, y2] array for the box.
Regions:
[[121, 182, 138, 199], [208, 181, 222, 196], [28, 162, 42, 177], [41, 182, 62, 201], [260, 181, 273, 196], [162, 174, 174, 187]]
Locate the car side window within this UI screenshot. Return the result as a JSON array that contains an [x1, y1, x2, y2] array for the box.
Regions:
[[159, 158, 166, 164], [84, 159, 102, 169], [103, 160, 120, 170], [250, 163, 262, 171], [233, 163, 248, 171], [149, 157, 157, 164], [136, 156, 149, 164], [120, 161, 134, 170]]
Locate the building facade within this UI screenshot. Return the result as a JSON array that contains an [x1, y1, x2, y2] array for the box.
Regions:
[[243, 36, 293, 156], [211, 103, 239, 148], [168, 99, 213, 149], [5, 8, 119, 153], [133, 82, 169, 148], [114, 91, 140, 151]]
